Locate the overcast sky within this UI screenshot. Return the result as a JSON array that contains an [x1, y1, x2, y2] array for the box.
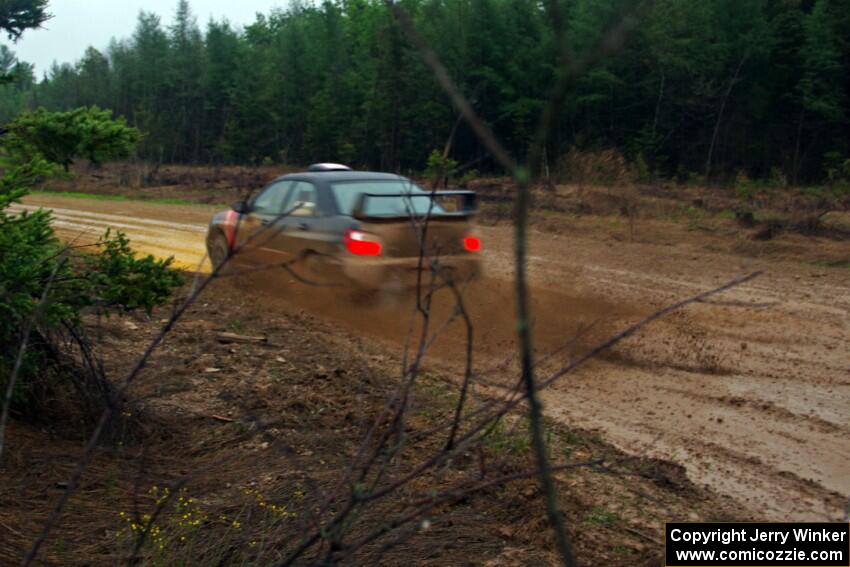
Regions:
[[7, 0, 288, 76]]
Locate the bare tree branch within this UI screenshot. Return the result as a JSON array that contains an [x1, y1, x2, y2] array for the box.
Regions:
[[0, 252, 67, 463], [22, 200, 306, 566], [388, 3, 650, 563]]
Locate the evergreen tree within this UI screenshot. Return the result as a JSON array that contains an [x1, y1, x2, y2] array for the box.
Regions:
[[0, 0, 847, 182]]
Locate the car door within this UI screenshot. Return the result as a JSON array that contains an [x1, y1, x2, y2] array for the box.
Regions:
[[278, 181, 322, 261], [235, 180, 293, 268]]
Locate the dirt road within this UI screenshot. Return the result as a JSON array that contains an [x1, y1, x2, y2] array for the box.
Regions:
[[17, 194, 850, 522]]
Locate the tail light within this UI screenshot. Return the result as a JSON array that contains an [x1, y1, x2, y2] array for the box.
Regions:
[[344, 229, 382, 256], [463, 236, 481, 252]]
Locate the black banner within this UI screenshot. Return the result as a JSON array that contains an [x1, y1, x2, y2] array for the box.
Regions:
[[665, 523, 850, 566]]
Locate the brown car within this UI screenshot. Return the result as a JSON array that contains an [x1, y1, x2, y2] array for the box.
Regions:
[[206, 164, 482, 294]]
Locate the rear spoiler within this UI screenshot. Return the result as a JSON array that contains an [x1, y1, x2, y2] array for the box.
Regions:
[[351, 190, 478, 221]]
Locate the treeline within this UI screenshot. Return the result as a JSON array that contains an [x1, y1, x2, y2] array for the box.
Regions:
[[1, 0, 848, 184]]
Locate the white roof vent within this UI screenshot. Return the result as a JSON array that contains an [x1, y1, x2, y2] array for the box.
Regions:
[[308, 163, 352, 172]]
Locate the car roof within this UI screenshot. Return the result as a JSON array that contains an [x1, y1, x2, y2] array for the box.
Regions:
[[273, 170, 408, 184]]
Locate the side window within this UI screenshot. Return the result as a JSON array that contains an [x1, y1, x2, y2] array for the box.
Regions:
[[252, 181, 292, 215], [288, 182, 318, 217]]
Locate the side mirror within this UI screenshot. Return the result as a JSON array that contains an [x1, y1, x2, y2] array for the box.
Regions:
[[232, 200, 250, 214]]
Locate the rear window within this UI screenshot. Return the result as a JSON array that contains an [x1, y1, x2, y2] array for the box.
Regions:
[[330, 180, 447, 217]]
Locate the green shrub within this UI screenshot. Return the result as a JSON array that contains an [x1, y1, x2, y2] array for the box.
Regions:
[[824, 151, 850, 188], [767, 167, 788, 189], [734, 171, 758, 202], [4, 106, 140, 171], [459, 168, 481, 186], [424, 149, 458, 185], [82, 230, 182, 314], [0, 107, 180, 425]]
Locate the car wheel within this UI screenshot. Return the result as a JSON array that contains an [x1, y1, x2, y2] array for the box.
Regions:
[[301, 252, 322, 281], [209, 234, 231, 272]]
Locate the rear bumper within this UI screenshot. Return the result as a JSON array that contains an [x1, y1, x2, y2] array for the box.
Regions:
[[340, 255, 483, 290]]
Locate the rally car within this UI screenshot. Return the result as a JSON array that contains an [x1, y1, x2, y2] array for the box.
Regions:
[[205, 164, 482, 293]]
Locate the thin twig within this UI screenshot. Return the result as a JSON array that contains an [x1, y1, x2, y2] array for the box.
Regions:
[[23, 200, 305, 566], [0, 252, 67, 463]]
